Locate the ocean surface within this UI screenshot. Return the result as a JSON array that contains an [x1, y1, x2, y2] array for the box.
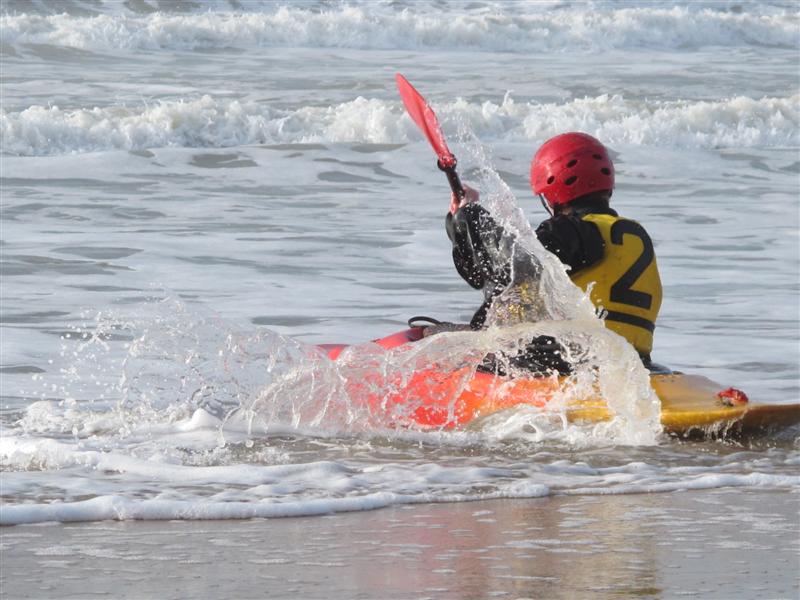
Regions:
[[1, 0, 799, 543]]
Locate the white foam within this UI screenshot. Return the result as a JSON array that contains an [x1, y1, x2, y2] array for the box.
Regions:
[[3, 93, 797, 156], [2, 431, 798, 525], [2, 4, 797, 53], [2, 366, 796, 526], [0, 483, 546, 526]]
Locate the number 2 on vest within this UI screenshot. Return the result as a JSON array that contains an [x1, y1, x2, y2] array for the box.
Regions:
[[609, 220, 654, 310]]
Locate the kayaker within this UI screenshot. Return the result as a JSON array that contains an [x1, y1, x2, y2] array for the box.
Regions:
[[434, 132, 663, 370]]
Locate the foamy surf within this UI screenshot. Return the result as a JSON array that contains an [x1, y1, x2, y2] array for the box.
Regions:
[[2, 425, 798, 526], [3, 93, 797, 156], [2, 3, 797, 53], [2, 293, 796, 527]]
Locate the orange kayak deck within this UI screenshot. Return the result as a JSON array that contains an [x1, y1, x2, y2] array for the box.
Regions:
[[323, 329, 800, 437]]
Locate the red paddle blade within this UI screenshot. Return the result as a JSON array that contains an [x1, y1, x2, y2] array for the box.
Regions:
[[395, 73, 456, 168]]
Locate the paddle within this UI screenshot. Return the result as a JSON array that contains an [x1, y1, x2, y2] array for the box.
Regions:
[[395, 73, 465, 200]]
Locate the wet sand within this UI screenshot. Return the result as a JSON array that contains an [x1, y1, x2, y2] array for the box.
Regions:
[[2, 488, 798, 600]]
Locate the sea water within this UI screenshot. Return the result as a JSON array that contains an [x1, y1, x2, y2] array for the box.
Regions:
[[1, 1, 798, 526]]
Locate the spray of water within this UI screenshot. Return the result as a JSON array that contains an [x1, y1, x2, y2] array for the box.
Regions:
[[12, 120, 663, 454]]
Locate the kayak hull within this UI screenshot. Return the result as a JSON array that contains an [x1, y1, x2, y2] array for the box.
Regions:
[[321, 328, 800, 437]]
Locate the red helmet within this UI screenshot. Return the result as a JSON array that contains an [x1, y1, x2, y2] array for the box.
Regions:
[[530, 132, 615, 208]]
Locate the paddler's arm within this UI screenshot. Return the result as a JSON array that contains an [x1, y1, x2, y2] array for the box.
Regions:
[[445, 187, 512, 292], [446, 186, 544, 329], [445, 187, 487, 290], [444, 204, 499, 330]]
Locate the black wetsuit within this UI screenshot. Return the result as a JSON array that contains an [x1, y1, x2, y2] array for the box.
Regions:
[[445, 199, 614, 375]]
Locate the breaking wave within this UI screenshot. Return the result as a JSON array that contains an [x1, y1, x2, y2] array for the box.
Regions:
[[2, 3, 798, 54], [3, 93, 797, 156]]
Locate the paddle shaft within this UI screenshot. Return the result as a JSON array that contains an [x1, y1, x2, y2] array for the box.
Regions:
[[438, 160, 465, 199]]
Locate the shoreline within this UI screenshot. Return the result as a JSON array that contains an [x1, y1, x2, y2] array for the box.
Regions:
[[2, 488, 798, 599]]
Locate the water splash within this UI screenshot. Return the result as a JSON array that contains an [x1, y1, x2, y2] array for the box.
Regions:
[[12, 294, 660, 452]]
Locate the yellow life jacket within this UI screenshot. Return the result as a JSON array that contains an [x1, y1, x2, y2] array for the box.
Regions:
[[570, 213, 662, 356]]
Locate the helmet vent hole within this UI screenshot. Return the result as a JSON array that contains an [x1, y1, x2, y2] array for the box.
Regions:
[[546, 176, 555, 185], [566, 159, 578, 168], [601, 168, 611, 175], [593, 154, 603, 160], [564, 176, 578, 186]]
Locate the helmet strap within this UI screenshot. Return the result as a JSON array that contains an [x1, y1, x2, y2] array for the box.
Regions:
[[539, 194, 553, 216]]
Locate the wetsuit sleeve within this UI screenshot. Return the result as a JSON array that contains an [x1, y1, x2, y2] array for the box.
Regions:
[[535, 215, 605, 274], [445, 204, 513, 329], [445, 203, 510, 291], [446, 209, 484, 290], [446, 204, 543, 329]]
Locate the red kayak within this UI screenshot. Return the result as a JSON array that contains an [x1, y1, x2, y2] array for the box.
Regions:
[[319, 328, 800, 436]]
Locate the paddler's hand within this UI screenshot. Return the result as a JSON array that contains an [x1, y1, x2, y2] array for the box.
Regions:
[[449, 185, 479, 215]]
